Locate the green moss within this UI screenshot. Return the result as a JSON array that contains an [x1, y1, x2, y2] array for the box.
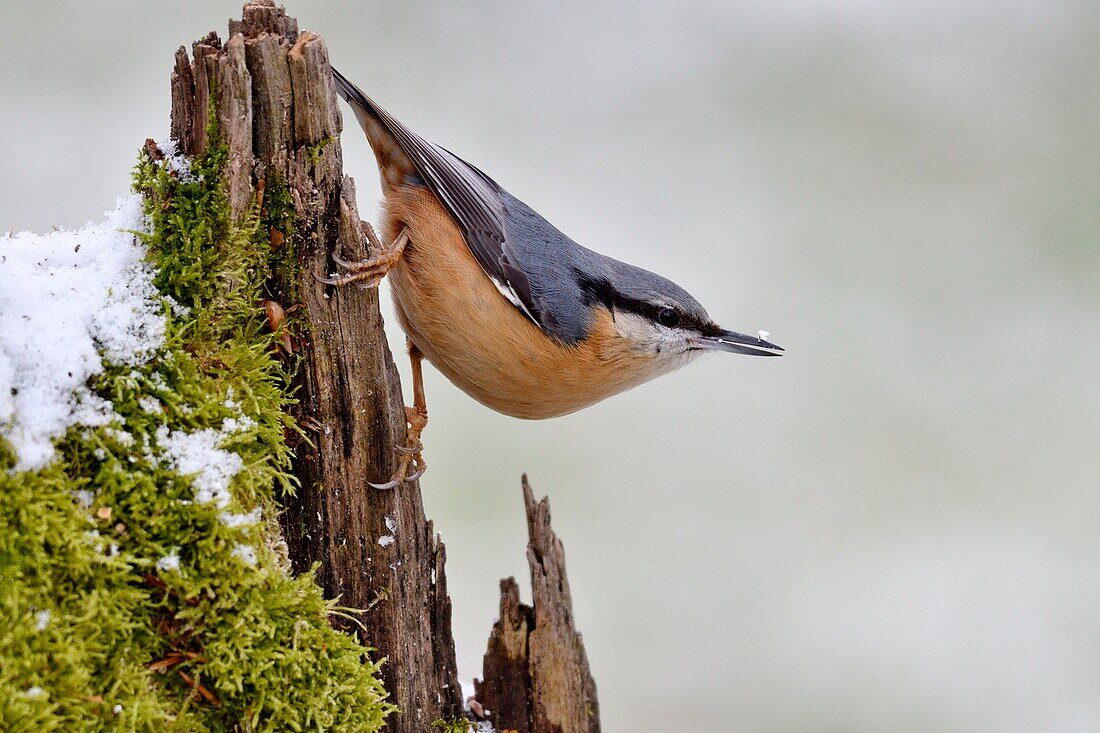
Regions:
[[305, 136, 334, 167], [431, 718, 473, 733], [0, 139, 393, 731], [259, 173, 298, 306]]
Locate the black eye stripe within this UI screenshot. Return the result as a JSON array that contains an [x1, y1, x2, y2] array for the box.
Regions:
[[574, 273, 708, 332]]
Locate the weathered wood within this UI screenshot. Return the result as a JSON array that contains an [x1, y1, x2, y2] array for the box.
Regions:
[[229, 0, 298, 40], [478, 578, 535, 732], [244, 33, 293, 175], [169, 3, 462, 730], [169, 47, 195, 150], [216, 34, 253, 219], [474, 477, 601, 733], [188, 34, 222, 157]]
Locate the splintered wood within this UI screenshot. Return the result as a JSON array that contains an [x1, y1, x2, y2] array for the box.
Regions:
[[474, 477, 601, 733]]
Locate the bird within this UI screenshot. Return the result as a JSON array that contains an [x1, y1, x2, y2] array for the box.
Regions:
[[323, 67, 783, 488]]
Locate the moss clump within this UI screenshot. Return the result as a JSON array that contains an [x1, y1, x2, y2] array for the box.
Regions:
[[259, 173, 298, 306], [305, 136, 335, 167], [0, 139, 393, 731]]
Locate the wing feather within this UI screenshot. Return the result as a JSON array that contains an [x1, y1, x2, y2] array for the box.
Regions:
[[333, 68, 541, 328]]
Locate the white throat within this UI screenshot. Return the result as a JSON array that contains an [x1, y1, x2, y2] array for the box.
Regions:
[[611, 310, 701, 376]]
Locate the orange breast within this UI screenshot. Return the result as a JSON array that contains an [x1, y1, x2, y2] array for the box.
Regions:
[[380, 185, 660, 419]]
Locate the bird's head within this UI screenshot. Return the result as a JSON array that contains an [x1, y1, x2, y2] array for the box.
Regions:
[[578, 261, 783, 370]]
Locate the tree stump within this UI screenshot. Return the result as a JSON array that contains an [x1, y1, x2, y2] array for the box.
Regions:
[[169, 3, 461, 730]]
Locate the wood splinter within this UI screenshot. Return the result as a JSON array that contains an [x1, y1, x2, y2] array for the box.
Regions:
[[474, 476, 601, 733]]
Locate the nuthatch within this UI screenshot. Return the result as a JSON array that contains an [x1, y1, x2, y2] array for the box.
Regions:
[[323, 68, 783, 488]]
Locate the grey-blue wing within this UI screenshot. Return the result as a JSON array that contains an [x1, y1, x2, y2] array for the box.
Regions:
[[332, 68, 565, 333]]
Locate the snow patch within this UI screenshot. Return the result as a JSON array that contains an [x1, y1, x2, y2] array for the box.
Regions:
[[138, 396, 163, 414], [156, 552, 181, 573], [34, 609, 50, 631], [157, 138, 197, 184], [220, 507, 262, 528], [460, 679, 475, 708], [156, 427, 244, 509], [232, 543, 257, 566], [377, 514, 398, 547], [0, 194, 164, 471]]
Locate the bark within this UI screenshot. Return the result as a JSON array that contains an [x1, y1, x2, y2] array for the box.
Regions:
[[474, 477, 601, 733], [169, 2, 462, 730]]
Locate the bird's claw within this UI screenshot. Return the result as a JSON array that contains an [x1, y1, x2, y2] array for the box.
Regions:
[[331, 250, 360, 269], [368, 452, 426, 490], [316, 225, 410, 289], [368, 403, 427, 490], [313, 267, 386, 289]]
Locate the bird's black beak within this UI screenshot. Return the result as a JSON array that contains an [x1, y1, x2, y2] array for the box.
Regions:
[[695, 329, 784, 356]]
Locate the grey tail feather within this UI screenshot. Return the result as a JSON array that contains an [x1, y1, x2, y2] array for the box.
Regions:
[[332, 66, 379, 119]]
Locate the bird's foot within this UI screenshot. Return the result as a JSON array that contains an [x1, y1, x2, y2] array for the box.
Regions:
[[368, 404, 428, 490], [315, 223, 409, 289]]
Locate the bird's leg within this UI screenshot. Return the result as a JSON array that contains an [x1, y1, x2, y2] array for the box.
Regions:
[[316, 223, 410, 288], [369, 338, 428, 490]]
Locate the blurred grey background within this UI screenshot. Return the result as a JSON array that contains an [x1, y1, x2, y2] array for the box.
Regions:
[[3, 1, 1099, 730]]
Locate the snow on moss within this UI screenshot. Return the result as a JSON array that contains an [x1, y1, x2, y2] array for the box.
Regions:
[[0, 195, 166, 471], [155, 425, 243, 509]]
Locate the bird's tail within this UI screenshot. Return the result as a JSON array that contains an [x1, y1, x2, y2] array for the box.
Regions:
[[331, 66, 416, 190], [332, 67, 374, 116]]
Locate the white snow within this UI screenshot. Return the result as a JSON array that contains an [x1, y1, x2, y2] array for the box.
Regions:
[[758, 330, 771, 340], [24, 686, 46, 699], [112, 704, 123, 715], [156, 552, 181, 572], [157, 138, 197, 184], [138, 396, 163, 414], [34, 609, 50, 631], [0, 194, 165, 471], [231, 543, 257, 566], [156, 426, 244, 509], [378, 515, 397, 547], [220, 507, 262, 529], [460, 679, 475, 708], [220, 414, 255, 434], [220, 394, 256, 434]]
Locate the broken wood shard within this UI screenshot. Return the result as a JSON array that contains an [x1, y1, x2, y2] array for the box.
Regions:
[[475, 476, 601, 733]]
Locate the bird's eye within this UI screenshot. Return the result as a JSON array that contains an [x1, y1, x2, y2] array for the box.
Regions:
[[657, 308, 680, 328]]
